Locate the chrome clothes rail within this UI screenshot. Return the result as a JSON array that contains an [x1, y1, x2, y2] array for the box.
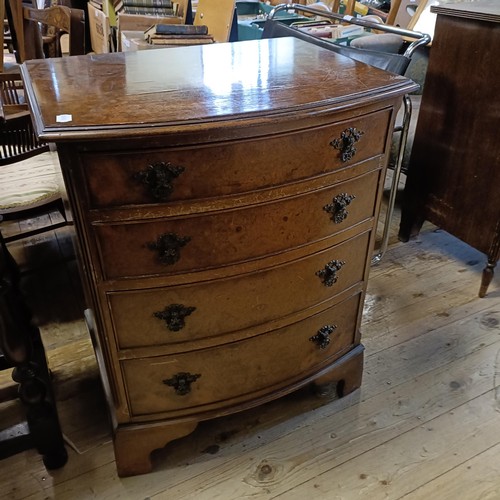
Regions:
[[268, 3, 431, 56]]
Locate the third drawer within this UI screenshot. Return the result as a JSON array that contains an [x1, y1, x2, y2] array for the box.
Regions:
[[93, 169, 380, 280]]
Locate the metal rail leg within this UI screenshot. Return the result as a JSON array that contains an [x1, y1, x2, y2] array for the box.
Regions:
[[372, 94, 412, 265]]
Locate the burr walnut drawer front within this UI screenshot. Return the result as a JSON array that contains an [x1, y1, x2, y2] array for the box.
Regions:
[[108, 231, 370, 349], [81, 109, 391, 209], [94, 169, 379, 280], [121, 292, 361, 417]]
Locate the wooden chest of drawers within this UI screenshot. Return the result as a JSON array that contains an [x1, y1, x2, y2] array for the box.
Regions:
[[21, 38, 416, 476]]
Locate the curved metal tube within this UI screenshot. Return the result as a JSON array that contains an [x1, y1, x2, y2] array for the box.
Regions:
[[268, 3, 431, 56]]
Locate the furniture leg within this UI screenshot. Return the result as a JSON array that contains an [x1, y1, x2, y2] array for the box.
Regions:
[[398, 196, 426, 243], [479, 229, 500, 298], [0, 233, 67, 469], [17, 328, 68, 469], [479, 258, 497, 298], [114, 420, 198, 477], [311, 345, 364, 398]]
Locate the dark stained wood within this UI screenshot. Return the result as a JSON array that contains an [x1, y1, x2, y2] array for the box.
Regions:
[[20, 38, 414, 476], [0, 232, 67, 469], [399, 2, 500, 297]]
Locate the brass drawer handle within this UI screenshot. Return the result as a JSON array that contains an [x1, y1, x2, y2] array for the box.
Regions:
[[153, 303, 196, 331], [134, 161, 185, 201], [330, 127, 364, 162], [148, 232, 191, 265], [324, 193, 356, 224], [163, 372, 201, 396], [316, 259, 345, 287], [310, 324, 337, 349]]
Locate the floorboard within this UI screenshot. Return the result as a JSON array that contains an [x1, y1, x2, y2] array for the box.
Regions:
[[1, 153, 499, 499]]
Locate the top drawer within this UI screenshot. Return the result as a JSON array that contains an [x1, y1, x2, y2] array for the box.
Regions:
[[80, 109, 391, 209]]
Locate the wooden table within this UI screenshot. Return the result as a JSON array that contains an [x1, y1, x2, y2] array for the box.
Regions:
[[20, 38, 415, 476], [399, 0, 500, 297]]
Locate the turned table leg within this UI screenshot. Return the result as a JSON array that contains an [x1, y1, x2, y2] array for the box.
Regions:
[[479, 258, 497, 298], [479, 232, 500, 298]]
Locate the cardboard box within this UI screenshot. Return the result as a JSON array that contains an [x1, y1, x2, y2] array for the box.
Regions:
[[88, 2, 112, 53]]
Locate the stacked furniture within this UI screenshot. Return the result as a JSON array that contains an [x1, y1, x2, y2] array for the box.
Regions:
[[20, 36, 416, 476]]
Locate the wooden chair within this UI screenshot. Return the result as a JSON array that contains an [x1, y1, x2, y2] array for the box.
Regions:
[[0, 230, 68, 469], [5, 0, 86, 63], [0, 73, 69, 243], [1, 0, 84, 243]]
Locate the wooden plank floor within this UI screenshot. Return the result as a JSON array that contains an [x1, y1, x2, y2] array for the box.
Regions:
[[1, 153, 499, 499]]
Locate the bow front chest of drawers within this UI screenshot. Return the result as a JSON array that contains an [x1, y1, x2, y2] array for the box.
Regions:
[[21, 38, 416, 476]]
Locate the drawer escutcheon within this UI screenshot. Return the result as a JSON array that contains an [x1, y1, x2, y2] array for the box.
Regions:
[[153, 304, 196, 332], [323, 193, 356, 224], [163, 372, 201, 396], [330, 127, 364, 162], [310, 324, 337, 349], [316, 260, 346, 287], [147, 232, 191, 265], [133, 161, 185, 201]]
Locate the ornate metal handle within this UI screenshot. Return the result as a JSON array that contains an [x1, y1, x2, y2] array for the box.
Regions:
[[316, 259, 345, 287], [324, 193, 356, 224], [310, 324, 337, 349], [133, 161, 185, 201], [153, 303, 196, 331], [330, 127, 364, 162], [147, 232, 191, 265], [163, 372, 201, 396]]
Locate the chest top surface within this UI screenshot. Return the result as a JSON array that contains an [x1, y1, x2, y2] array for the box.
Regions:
[[20, 37, 414, 141]]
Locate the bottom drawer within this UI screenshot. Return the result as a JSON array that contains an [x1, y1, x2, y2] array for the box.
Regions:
[[122, 292, 362, 417]]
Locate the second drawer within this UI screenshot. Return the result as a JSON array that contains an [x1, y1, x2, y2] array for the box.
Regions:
[[94, 169, 380, 280]]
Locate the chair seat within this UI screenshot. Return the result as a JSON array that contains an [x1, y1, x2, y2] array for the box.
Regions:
[[0, 158, 61, 214], [0, 73, 67, 243]]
